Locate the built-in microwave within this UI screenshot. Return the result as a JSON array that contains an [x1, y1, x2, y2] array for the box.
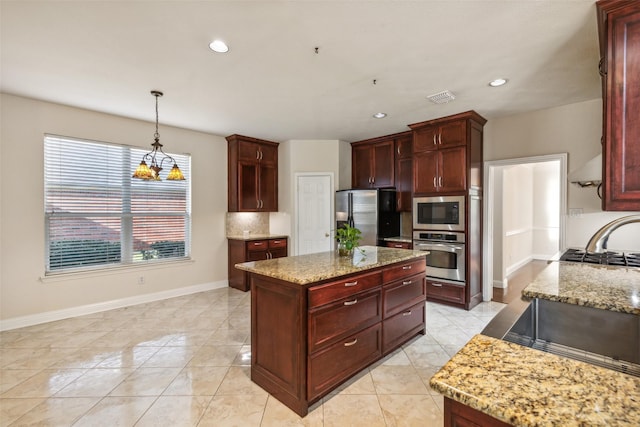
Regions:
[[413, 195, 465, 231]]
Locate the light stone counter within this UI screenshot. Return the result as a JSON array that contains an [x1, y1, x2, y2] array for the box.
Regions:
[[235, 245, 426, 285], [522, 262, 640, 315], [430, 334, 640, 427]]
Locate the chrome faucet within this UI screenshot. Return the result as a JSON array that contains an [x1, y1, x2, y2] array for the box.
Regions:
[[585, 214, 640, 253]]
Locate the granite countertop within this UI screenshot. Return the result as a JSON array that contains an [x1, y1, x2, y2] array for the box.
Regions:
[[234, 245, 426, 285], [430, 334, 640, 427], [383, 236, 413, 243], [227, 233, 289, 241], [522, 262, 640, 315]]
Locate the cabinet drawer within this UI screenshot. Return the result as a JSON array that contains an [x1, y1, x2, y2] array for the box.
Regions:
[[426, 280, 465, 304], [308, 323, 382, 400], [383, 273, 426, 318], [309, 289, 381, 352], [383, 258, 426, 283], [269, 238, 287, 248], [383, 301, 425, 354], [247, 240, 269, 251], [385, 241, 412, 249], [308, 271, 382, 308]]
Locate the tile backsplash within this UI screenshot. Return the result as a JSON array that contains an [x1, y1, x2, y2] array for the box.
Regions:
[[226, 212, 270, 237]]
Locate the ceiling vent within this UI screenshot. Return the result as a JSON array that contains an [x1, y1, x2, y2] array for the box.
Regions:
[[427, 90, 456, 104]]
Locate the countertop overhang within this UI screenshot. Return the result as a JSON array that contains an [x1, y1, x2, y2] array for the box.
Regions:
[[234, 245, 426, 285]]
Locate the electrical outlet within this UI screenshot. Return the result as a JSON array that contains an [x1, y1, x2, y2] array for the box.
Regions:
[[569, 208, 583, 218], [138, 276, 145, 285]]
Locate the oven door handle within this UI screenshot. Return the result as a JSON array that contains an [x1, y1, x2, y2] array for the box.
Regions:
[[414, 243, 464, 253]]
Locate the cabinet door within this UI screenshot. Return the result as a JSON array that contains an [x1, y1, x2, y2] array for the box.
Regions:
[[413, 126, 438, 152], [440, 146, 467, 192], [238, 140, 261, 162], [259, 163, 278, 211], [238, 162, 259, 211], [601, 3, 640, 210], [396, 157, 412, 211], [269, 247, 287, 259], [352, 144, 373, 188], [413, 151, 439, 194], [259, 143, 278, 165], [395, 135, 413, 160], [438, 120, 466, 148], [372, 140, 395, 188]]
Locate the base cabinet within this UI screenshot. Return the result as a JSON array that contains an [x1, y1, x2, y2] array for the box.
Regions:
[[250, 257, 426, 416], [228, 238, 288, 291], [444, 397, 510, 427]]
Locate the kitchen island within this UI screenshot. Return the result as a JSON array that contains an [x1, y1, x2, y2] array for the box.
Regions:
[[430, 262, 640, 426], [235, 246, 427, 416]]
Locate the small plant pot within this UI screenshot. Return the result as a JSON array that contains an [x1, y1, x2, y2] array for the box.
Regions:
[[337, 242, 354, 257]]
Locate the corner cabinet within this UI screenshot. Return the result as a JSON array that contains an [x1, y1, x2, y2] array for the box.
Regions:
[[410, 112, 486, 196], [228, 237, 288, 291], [227, 134, 279, 212], [597, 1, 640, 210], [351, 137, 395, 188]]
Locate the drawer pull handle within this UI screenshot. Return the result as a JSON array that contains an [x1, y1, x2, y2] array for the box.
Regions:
[[343, 299, 358, 306], [402, 266, 412, 270], [431, 283, 443, 287], [273, 240, 280, 244], [344, 281, 358, 287], [344, 338, 358, 347], [394, 244, 403, 248], [402, 310, 412, 316], [254, 242, 264, 246], [402, 280, 412, 285]]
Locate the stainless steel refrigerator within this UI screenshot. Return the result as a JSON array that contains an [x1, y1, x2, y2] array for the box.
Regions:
[[335, 189, 400, 246]]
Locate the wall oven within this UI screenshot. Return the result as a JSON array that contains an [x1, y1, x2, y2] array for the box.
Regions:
[[413, 195, 465, 231], [413, 231, 465, 282]]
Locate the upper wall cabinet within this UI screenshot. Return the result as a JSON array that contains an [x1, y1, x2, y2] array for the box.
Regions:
[[410, 111, 486, 196], [351, 137, 395, 189], [597, 0, 640, 210], [395, 133, 413, 212], [227, 134, 279, 212]]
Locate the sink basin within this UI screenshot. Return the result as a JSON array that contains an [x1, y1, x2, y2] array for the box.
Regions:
[[502, 298, 640, 377]]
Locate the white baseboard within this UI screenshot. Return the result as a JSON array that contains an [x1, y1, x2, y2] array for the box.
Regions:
[[505, 256, 534, 277], [0, 280, 229, 332], [493, 279, 508, 289]]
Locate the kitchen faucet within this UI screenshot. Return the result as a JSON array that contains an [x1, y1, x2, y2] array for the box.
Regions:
[[585, 214, 640, 253]]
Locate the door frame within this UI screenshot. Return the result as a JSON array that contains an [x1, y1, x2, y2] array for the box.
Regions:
[[294, 172, 334, 256], [483, 153, 567, 302]]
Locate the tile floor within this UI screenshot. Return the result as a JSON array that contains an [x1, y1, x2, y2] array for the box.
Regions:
[[0, 288, 505, 426]]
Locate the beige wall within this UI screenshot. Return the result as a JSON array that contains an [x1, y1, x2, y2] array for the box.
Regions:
[[0, 94, 228, 324], [485, 99, 640, 251]]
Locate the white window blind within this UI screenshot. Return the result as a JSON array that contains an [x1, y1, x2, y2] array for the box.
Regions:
[[44, 135, 191, 273]]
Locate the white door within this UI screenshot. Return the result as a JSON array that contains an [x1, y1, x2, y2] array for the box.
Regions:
[[296, 174, 333, 255]]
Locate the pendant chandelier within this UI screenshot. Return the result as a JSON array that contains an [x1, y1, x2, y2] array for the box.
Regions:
[[132, 90, 185, 181]]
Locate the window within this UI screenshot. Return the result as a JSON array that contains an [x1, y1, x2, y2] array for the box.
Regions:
[[44, 135, 191, 274]]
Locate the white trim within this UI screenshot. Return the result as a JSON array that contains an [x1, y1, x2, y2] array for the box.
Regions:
[[505, 255, 534, 277], [483, 153, 567, 302], [493, 279, 508, 289], [293, 172, 334, 257], [504, 228, 531, 237], [0, 280, 228, 331]]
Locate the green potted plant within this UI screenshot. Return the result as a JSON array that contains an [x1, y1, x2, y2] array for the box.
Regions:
[[336, 224, 362, 257]]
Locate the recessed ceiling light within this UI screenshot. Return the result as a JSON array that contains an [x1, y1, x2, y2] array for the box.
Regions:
[[209, 40, 229, 53], [489, 78, 508, 87], [373, 112, 387, 119]]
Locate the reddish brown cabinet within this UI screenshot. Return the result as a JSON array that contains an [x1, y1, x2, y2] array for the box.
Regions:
[[351, 137, 395, 188], [597, 1, 640, 210], [385, 241, 412, 249], [228, 237, 288, 291], [444, 398, 510, 427], [411, 114, 485, 195], [394, 133, 413, 211], [249, 256, 426, 416], [227, 134, 279, 212]]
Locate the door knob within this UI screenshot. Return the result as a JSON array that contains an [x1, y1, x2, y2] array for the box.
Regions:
[[325, 233, 330, 237]]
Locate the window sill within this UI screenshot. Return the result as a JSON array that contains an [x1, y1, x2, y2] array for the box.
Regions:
[[40, 258, 194, 283]]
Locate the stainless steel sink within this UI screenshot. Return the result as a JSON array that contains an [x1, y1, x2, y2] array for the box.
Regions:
[[485, 298, 640, 378]]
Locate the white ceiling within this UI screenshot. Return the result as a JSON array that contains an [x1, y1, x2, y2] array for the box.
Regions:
[[1, 0, 602, 143]]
